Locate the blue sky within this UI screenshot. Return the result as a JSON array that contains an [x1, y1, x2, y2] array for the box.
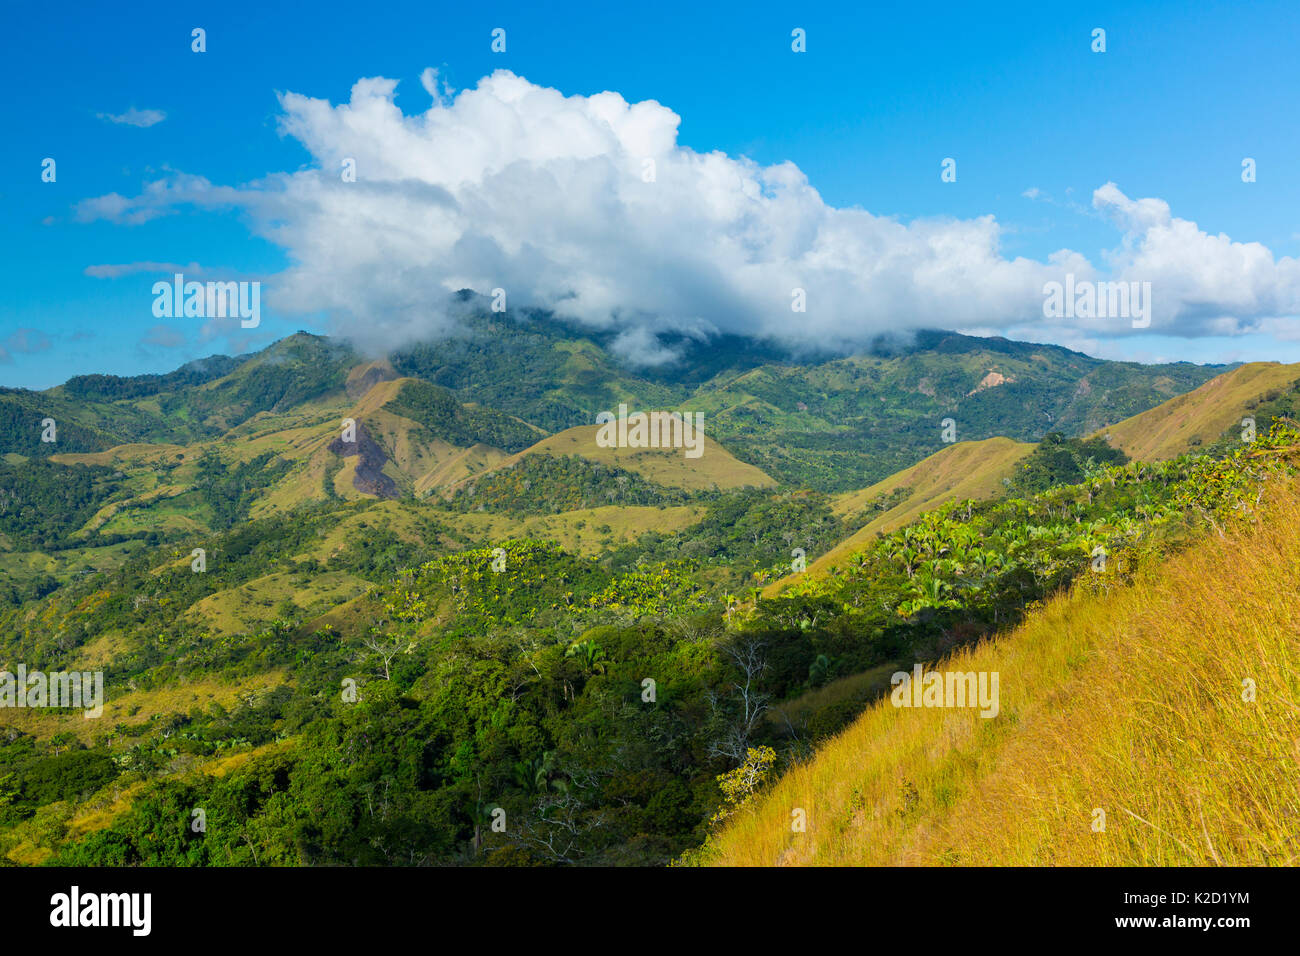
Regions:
[[3, 0, 1299, 388]]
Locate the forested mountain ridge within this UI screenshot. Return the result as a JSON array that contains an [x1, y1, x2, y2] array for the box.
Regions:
[[0, 316, 1235, 601], [5, 316, 1294, 868], [3, 311, 1228, 487]]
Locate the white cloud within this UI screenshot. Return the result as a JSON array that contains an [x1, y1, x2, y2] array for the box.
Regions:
[[97, 107, 167, 128], [1090, 181, 1300, 335], [419, 68, 454, 105], [73, 71, 1300, 356], [609, 326, 682, 367], [75, 174, 243, 225]]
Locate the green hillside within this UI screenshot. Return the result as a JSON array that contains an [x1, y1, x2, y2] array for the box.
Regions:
[[390, 313, 1227, 491], [0, 320, 1261, 868]]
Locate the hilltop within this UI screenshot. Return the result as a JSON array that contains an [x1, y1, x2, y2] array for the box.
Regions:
[[478, 423, 776, 493], [1092, 361, 1300, 460], [0, 318, 1229, 601], [760, 358, 1300, 601], [4, 315, 1228, 494]]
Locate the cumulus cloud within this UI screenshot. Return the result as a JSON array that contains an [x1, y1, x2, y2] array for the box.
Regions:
[[72, 71, 1300, 357], [1090, 182, 1300, 334], [97, 107, 167, 128]]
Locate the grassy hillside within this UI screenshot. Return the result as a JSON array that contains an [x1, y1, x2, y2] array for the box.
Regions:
[[763, 437, 1032, 596], [442, 503, 706, 556], [701, 481, 1300, 866], [760, 361, 1299, 601], [4, 418, 1294, 866], [0, 324, 1267, 869], [488, 423, 776, 491], [1094, 361, 1300, 460]]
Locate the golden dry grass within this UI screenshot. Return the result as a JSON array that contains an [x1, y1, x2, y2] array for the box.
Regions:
[[2, 672, 289, 743], [183, 571, 368, 636], [765, 661, 902, 729], [706, 485, 1300, 866], [49, 443, 190, 469], [414, 442, 511, 495], [1095, 362, 1300, 461], [258, 377, 522, 502], [442, 503, 706, 556], [493, 423, 776, 491]]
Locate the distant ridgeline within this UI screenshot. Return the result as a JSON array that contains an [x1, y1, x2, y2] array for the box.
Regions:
[[2, 319, 1227, 487], [0, 317, 1292, 868]]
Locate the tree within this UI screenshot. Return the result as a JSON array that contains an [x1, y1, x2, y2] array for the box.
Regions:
[[710, 745, 778, 826], [564, 640, 607, 675], [359, 629, 410, 681], [707, 633, 772, 763]]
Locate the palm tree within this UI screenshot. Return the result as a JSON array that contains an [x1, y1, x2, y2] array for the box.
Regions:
[[565, 640, 608, 675], [513, 751, 559, 793], [897, 544, 922, 578]]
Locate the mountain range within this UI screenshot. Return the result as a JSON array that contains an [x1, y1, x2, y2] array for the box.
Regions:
[[4, 306, 1300, 867]]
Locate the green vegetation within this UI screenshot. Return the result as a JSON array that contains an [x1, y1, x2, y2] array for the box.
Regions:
[[0, 325, 1284, 868], [195, 451, 294, 529], [755, 424, 1297, 678], [449, 454, 700, 514], [175, 334, 355, 425], [841, 485, 913, 528], [11, 420, 1294, 866], [394, 312, 1226, 491], [0, 460, 128, 549], [704, 439, 1300, 866], [1006, 432, 1128, 494], [62, 357, 243, 402], [388, 380, 541, 453], [607, 489, 844, 585]]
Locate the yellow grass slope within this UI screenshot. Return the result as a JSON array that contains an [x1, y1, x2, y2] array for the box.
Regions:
[[764, 438, 1032, 597], [486, 423, 776, 492], [707, 485, 1300, 866], [1094, 362, 1300, 461]]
